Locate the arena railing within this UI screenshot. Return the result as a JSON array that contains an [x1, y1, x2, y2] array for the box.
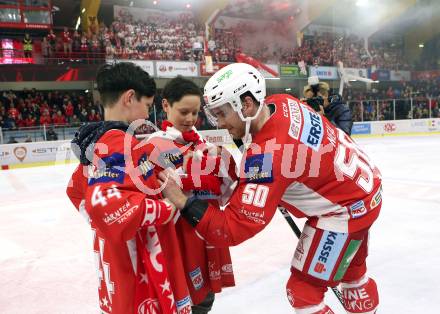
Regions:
[[347, 97, 439, 122], [1, 96, 438, 144]]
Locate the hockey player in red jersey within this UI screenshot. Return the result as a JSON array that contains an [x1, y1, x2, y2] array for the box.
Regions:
[[66, 62, 192, 314], [159, 63, 382, 314], [144, 76, 236, 313]]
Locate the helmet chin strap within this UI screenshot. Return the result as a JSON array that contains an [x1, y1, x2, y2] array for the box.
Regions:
[[240, 100, 265, 150], [243, 119, 252, 149]]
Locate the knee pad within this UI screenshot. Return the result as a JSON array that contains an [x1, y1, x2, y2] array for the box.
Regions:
[[341, 276, 379, 314], [286, 273, 327, 309]]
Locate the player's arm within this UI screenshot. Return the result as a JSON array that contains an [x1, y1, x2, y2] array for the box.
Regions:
[[160, 164, 288, 247], [66, 164, 87, 210]]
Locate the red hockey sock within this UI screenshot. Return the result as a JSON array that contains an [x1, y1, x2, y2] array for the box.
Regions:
[[286, 274, 335, 313], [294, 303, 336, 314], [341, 276, 379, 314]]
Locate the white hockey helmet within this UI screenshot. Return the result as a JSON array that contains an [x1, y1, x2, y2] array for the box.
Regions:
[[203, 62, 266, 126]]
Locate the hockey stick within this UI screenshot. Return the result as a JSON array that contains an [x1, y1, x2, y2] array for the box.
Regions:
[[277, 207, 345, 305]]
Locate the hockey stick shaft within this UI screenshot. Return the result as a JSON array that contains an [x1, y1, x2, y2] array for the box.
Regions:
[[277, 207, 344, 305]]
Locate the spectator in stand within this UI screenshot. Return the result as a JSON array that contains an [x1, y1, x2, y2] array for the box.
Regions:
[[62, 27, 72, 56], [16, 114, 26, 128], [64, 101, 74, 122], [41, 36, 49, 59], [24, 114, 37, 127], [52, 110, 67, 125], [79, 107, 89, 122], [87, 108, 101, 122], [46, 127, 58, 141], [8, 103, 19, 120], [3, 113, 17, 129], [39, 110, 52, 126], [70, 114, 81, 126], [72, 30, 81, 53], [80, 34, 89, 54], [39, 101, 50, 116], [23, 33, 33, 58], [47, 29, 57, 57]]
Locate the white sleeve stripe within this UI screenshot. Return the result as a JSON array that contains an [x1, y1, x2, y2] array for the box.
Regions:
[[79, 199, 91, 224], [281, 181, 350, 232]]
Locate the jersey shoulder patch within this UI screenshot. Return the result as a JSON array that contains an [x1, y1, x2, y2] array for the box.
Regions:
[[88, 152, 125, 185], [244, 153, 274, 183], [299, 104, 324, 151]]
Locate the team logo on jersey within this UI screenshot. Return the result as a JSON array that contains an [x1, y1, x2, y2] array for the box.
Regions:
[[158, 148, 183, 168], [138, 153, 154, 180], [137, 298, 160, 314], [239, 207, 266, 225], [349, 200, 367, 219], [299, 104, 324, 151], [308, 231, 348, 280], [244, 153, 273, 183], [88, 153, 125, 185], [370, 186, 382, 209], [189, 267, 204, 290]]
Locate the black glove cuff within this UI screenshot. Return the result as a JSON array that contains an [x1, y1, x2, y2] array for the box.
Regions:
[[180, 196, 209, 227]]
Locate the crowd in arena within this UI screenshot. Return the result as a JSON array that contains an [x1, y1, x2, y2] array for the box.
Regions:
[[1, 7, 439, 142], [27, 10, 409, 70], [0, 89, 100, 131], [0, 88, 213, 140], [1, 79, 438, 138], [345, 80, 440, 121]]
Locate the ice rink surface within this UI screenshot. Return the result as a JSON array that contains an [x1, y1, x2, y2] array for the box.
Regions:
[[1, 134, 439, 314]]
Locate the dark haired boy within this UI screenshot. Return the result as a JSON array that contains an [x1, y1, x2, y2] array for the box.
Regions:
[[66, 63, 192, 314]]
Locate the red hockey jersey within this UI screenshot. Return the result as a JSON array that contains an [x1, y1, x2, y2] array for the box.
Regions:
[[195, 94, 382, 247], [67, 129, 192, 314], [144, 124, 236, 304]]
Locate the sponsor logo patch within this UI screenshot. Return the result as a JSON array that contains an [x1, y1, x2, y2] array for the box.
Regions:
[[352, 123, 371, 135], [244, 153, 273, 183], [370, 186, 382, 209], [333, 239, 362, 281], [88, 153, 125, 185], [349, 200, 367, 219], [158, 148, 183, 168], [239, 207, 266, 225], [292, 224, 316, 272], [189, 267, 204, 290], [287, 99, 303, 140], [308, 231, 348, 281], [13, 146, 27, 162], [221, 263, 233, 274], [299, 104, 324, 151], [103, 201, 137, 226], [176, 295, 192, 314], [138, 153, 154, 180]]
